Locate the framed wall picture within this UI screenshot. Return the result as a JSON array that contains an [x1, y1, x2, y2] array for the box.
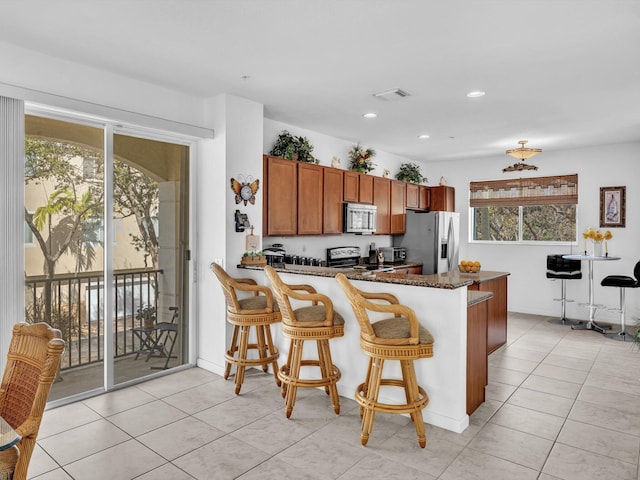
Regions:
[[599, 186, 626, 228]]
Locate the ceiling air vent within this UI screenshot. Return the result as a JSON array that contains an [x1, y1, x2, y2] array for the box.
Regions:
[[372, 88, 411, 101]]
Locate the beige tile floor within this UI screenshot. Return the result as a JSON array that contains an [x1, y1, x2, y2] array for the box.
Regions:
[[27, 312, 640, 480]]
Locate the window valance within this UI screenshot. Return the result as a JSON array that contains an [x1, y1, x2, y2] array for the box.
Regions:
[[469, 174, 578, 207]]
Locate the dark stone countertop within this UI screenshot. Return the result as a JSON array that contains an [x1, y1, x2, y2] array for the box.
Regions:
[[237, 265, 507, 307], [237, 263, 495, 290], [467, 290, 494, 306]]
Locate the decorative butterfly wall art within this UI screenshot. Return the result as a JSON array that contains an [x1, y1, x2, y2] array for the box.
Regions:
[[230, 175, 260, 206]]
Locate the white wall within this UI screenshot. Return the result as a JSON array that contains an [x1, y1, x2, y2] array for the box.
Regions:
[[197, 94, 265, 374], [430, 142, 639, 325], [0, 43, 205, 130]]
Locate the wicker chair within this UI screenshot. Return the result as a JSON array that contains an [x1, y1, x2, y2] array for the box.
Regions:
[[264, 266, 344, 419], [0, 322, 65, 480], [336, 273, 433, 448], [0, 446, 19, 480], [211, 263, 281, 394]]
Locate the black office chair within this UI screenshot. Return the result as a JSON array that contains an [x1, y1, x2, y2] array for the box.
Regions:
[[601, 261, 640, 341], [546, 255, 582, 325]]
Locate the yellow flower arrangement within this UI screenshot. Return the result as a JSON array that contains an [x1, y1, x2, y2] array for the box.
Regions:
[[582, 227, 613, 255]]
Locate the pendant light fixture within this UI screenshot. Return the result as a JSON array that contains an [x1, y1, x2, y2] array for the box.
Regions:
[[503, 140, 541, 172]]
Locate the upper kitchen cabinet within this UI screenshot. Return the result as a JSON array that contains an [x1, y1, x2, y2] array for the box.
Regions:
[[406, 183, 431, 211], [343, 171, 359, 203], [419, 186, 431, 210], [406, 183, 420, 209], [344, 171, 373, 204], [358, 174, 374, 204], [263, 155, 297, 236], [390, 180, 406, 234], [429, 185, 455, 212], [297, 162, 324, 235], [323, 167, 343, 234], [373, 176, 391, 235]]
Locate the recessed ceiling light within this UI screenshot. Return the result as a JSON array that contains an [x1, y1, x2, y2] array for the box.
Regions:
[[466, 91, 486, 98], [418, 134, 430, 139], [362, 113, 377, 118]]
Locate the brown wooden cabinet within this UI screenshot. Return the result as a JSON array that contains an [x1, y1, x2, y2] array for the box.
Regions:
[[323, 168, 343, 234], [390, 180, 406, 234], [467, 299, 488, 415], [429, 185, 455, 212], [406, 183, 420, 209], [358, 174, 374, 204], [297, 163, 324, 235], [343, 171, 359, 203], [406, 183, 433, 211], [419, 186, 430, 210], [263, 155, 297, 236], [372, 176, 390, 235], [393, 265, 423, 275], [468, 275, 508, 354]]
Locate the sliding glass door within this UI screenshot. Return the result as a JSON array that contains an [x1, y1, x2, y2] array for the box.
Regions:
[[112, 132, 190, 384], [24, 112, 190, 401]]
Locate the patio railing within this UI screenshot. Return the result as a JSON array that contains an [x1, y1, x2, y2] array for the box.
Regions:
[[24, 268, 163, 370]]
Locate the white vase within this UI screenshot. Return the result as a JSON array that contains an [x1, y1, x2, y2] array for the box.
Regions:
[[590, 241, 603, 257]]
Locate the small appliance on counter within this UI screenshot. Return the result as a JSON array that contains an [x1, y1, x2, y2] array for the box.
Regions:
[[326, 246, 394, 272], [326, 246, 362, 268], [379, 246, 407, 264], [263, 244, 286, 266]]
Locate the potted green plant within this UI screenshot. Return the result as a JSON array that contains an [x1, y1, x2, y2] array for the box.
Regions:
[[136, 305, 157, 329], [241, 250, 267, 266], [348, 143, 376, 173], [395, 162, 428, 184], [269, 130, 318, 163]]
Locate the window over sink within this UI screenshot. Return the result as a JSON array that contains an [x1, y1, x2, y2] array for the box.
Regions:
[[469, 174, 578, 243]]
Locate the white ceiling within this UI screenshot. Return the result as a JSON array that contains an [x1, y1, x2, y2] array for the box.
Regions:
[[2, 0, 639, 163]]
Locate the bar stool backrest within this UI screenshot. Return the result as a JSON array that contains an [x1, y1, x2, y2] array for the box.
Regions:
[[546, 255, 582, 279], [264, 266, 299, 326], [211, 263, 275, 315]]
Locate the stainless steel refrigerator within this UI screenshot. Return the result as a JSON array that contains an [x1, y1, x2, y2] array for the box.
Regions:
[[393, 211, 460, 275]]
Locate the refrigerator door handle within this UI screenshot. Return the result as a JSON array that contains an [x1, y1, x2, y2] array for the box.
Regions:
[[447, 216, 457, 271]]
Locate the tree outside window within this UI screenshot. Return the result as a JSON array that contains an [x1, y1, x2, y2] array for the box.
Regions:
[[470, 175, 578, 243]]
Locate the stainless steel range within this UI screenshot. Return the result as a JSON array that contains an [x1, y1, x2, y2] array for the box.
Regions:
[[326, 246, 362, 268]]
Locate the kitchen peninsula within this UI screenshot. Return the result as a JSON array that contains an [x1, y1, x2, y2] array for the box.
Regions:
[[238, 263, 509, 433]]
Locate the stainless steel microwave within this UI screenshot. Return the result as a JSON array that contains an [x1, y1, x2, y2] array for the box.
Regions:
[[343, 203, 377, 234]]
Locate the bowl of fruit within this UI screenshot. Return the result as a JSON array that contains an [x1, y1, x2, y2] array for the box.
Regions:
[[458, 260, 481, 273]]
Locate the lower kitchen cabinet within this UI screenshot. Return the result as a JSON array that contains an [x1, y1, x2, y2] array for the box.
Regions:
[[468, 275, 508, 354], [467, 298, 488, 415]]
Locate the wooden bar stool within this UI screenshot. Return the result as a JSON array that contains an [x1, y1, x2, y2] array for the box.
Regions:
[[264, 266, 344, 419], [336, 273, 434, 448], [211, 263, 281, 394]]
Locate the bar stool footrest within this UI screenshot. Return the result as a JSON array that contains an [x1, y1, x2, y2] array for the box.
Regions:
[[355, 379, 429, 415], [278, 361, 341, 388]]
